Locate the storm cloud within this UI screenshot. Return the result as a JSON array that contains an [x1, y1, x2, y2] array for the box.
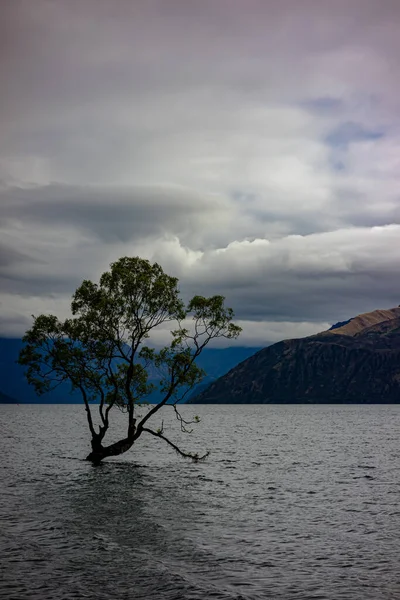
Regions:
[[1, 0, 400, 344]]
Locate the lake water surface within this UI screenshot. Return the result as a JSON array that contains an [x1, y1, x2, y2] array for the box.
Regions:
[[1, 404, 399, 599]]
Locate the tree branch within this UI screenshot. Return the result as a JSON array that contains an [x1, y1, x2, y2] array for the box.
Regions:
[[142, 427, 209, 461]]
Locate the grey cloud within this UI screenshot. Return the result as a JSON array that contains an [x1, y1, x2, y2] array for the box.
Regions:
[[149, 227, 400, 324], [0, 314, 31, 338], [0, 270, 76, 297], [0, 243, 39, 268], [325, 122, 385, 148], [0, 184, 230, 245], [1, 225, 400, 340], [2, 181, 332, 251], [301, 97, 345, 115], [3, 0, 400, 135], [1, 0, 400, 341]]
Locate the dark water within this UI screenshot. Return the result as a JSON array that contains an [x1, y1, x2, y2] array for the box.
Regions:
[[1, 404, 400, 600]]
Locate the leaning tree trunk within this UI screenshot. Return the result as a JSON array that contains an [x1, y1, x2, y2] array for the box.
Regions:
[[86, 436, 136, 465], [86, 422, 136, 465]]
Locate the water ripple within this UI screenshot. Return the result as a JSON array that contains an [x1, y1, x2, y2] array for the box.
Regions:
[[1, 404, 400, 599]]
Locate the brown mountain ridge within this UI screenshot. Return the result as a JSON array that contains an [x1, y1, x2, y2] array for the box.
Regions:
[[190, 307, 400, 404]]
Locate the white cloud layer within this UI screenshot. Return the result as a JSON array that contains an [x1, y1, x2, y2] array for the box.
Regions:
[[1, 0, 400, 344]]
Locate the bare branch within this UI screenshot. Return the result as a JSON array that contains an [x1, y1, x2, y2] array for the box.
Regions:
[[171, 403, 200, 433], [142, 427, 209, 461]]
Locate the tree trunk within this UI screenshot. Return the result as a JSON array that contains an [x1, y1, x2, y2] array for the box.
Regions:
[[86, 435, 135, 465], [86, 418, 137, 465]]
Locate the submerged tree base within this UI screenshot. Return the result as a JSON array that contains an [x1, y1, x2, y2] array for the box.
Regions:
[[86, 452, 104, 466], [85, 436, 136, 465], [85, 429, 210, 465]]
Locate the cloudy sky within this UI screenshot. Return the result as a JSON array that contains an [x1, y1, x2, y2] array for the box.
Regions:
[[1, 0, 400, 345]]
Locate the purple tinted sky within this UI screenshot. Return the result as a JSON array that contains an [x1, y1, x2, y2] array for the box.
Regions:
[[1, 0, 400, 345]]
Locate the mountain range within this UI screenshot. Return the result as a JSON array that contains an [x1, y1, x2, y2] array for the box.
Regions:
[[0, 338, 261, 403], [0, 390, 18, 404], [190, 307, 400, 404], [3, 306, 400, 404]]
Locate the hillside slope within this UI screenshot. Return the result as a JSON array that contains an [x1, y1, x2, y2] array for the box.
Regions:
[[0, 390, 19, 404], [190, 308, 400, 404]]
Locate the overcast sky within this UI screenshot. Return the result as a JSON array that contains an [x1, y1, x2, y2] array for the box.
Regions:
[[1, 0, 400, 345]]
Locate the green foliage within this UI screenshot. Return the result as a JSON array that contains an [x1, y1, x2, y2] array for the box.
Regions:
[[19, 256, 241, 458]]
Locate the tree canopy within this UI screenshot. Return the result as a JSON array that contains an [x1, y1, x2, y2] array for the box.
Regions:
[[19, 257, 241, 464]]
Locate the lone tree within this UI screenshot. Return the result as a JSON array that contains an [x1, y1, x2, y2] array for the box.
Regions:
[[19, 257, 241, 464]]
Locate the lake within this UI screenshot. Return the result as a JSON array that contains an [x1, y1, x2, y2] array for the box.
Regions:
[[1, 404, 399, 599]]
